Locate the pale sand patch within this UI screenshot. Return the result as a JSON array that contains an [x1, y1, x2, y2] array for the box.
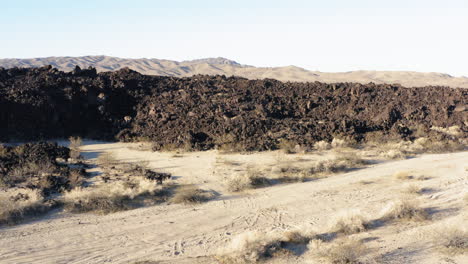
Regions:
[[0, 141, 466, 264]]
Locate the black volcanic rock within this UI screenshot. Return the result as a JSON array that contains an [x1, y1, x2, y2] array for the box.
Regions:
[[0, 66, 466, 150]]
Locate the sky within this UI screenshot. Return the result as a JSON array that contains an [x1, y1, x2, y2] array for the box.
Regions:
[[1, 0, 468, 76]]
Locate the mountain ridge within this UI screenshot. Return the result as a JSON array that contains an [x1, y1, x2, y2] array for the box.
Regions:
[[1, 55, 467, 88]]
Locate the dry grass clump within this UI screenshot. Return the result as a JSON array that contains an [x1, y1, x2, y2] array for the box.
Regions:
[[170, 185, 213, 204], [310, 154, 367, 174], [218, 229, 318, 263], [68, 136, 82, 160], [226, 169, 271, 192], [275, 167, 309, 183], [278, 139, 299, 154], [97, 152, 117, 167], [403, 184, 423, 195], [331, 138, 350, 149], [380, 200, 429, 222], [432, 227, 468, 255], [378, 137, 465, 158], [314, 140, 331, 151], [0, 188, 53, 225], [393, 171, 413, 180], [309, 238, 367, 264], [381, 149, 407, 160], [216, 134, 245, 153], [330, 211, 369, 235], [62, 177, 162, 214], [430, 126, 462, 137], [216, 231, 284, 263]]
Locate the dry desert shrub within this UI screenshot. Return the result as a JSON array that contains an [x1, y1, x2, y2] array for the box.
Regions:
[[275, 166, 310, 183], [170, 184, 213, 204], [430, 126, 463, 137], [97, 152, 117, 167], [380, 200, 429, 222], [381, 149, 407, 160], [63, 177, 161, 214], [330, 210, 369, 235], [310, 153, 367, 175], [218, 229, 318, 263], [216, 231, 284, 263], [226, 169, 270, 192], [393, 171, 413, 180], [314, 140, 331, 151], [278, 139, 299, 154], [309, 237, 367, 264], [0, 188, 53, 225], [331, 138, 351, 149], [431, 226, 468, 255], [403, 184, 423, 195], [68, 136, 82, 160], [378, 137, 465, 158], [216, 134, 245, 153]]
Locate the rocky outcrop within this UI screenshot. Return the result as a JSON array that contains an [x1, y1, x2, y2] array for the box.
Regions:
[[0, 66, 466, 150]]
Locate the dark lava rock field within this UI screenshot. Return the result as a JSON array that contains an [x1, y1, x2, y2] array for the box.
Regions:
[[0, 66, 466, 151]]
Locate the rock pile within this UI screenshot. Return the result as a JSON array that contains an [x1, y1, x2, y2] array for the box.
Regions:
[[0, 66, 466, 150]]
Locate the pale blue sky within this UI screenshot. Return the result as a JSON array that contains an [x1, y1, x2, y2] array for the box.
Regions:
[[2, 0, 467, 76]]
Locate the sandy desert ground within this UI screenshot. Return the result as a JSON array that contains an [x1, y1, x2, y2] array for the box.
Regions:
[[0, 141, 467, 264]]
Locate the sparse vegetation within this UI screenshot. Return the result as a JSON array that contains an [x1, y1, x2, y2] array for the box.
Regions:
[[432, 227, 468, 255], [68, 136, 82, 160], [393, 171, 413, 180], [309, 153, 367, 175], [226, 169, 271, 192], [404, 184, 423, 195], [380, 200, 429, 222], [331, 211, 369, 235], [218, 229, 317, 263], [97, 152, 117, 167], [0, 188, 55, 225], [278, 139, 298, 154], [314, 140, 331, 151], [310, 238, 367, 264], [430, 126, 462, 137], [170, 185, 213, 204], [62, 177, 164, 214]]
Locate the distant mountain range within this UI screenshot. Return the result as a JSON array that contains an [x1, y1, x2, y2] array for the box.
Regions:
[[1, 55, 467, 88]]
